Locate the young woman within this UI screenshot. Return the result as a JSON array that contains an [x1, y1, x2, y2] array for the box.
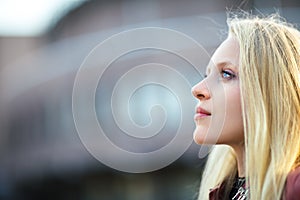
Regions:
[[192, 13, 300, 200]]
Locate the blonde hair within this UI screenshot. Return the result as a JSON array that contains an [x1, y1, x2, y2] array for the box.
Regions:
[[198, 14, 300, 200]]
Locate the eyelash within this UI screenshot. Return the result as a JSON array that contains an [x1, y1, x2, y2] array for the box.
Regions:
[[204, 69, 236, 80], [221, 70, 236, 80]]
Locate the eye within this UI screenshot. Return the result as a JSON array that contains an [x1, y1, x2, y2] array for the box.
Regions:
[[221, 70, 236, 80]]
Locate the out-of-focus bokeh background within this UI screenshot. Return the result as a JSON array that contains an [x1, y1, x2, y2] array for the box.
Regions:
[[0, 0, 299, 200]]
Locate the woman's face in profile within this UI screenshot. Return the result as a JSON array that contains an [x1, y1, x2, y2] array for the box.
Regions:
[[191, 36, 244, 146]]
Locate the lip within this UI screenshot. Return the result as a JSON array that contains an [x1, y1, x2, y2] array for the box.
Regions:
[[194, 106, 211, 120]]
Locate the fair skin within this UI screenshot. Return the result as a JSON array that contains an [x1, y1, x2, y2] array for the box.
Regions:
[[192, 36, 245, 177]]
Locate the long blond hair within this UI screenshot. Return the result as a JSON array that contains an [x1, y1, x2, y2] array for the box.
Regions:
[[198, 14, 300, 200]]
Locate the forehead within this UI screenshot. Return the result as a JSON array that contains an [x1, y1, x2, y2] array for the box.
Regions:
[[207, 36, 240, 72]]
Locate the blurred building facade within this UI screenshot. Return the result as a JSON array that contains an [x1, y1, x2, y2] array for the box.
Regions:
[[0, 0, 299, 199]]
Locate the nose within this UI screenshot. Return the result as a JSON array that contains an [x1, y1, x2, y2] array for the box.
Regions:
[[191, 79, 211, 101]]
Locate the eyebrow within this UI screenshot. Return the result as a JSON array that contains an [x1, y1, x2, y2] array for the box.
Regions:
[[206, 61, 238, 75], [217, 61, 237, 68]]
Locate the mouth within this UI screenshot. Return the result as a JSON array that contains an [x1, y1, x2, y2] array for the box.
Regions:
[[194, 106, 211, 120]]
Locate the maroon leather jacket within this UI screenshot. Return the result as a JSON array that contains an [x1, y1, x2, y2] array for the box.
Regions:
[[208, 167, 300, 200], [284, 167, 300, 200]]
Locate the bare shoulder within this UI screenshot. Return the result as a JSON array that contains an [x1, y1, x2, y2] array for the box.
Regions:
[[284, 167, 300, 200]]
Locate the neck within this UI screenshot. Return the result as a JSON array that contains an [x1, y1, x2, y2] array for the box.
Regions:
[[231, 144, 245, 177]]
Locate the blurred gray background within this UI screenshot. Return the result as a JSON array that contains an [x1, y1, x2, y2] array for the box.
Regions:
[[0, 0, 299, 200]]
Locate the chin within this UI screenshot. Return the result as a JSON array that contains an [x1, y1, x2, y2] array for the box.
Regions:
[[193, 127, 205, 144], [193, 129, 211, 144], [193, 127, 222, 145]]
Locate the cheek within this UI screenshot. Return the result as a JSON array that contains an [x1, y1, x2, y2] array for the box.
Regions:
[[218, 87, 244, 144]]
